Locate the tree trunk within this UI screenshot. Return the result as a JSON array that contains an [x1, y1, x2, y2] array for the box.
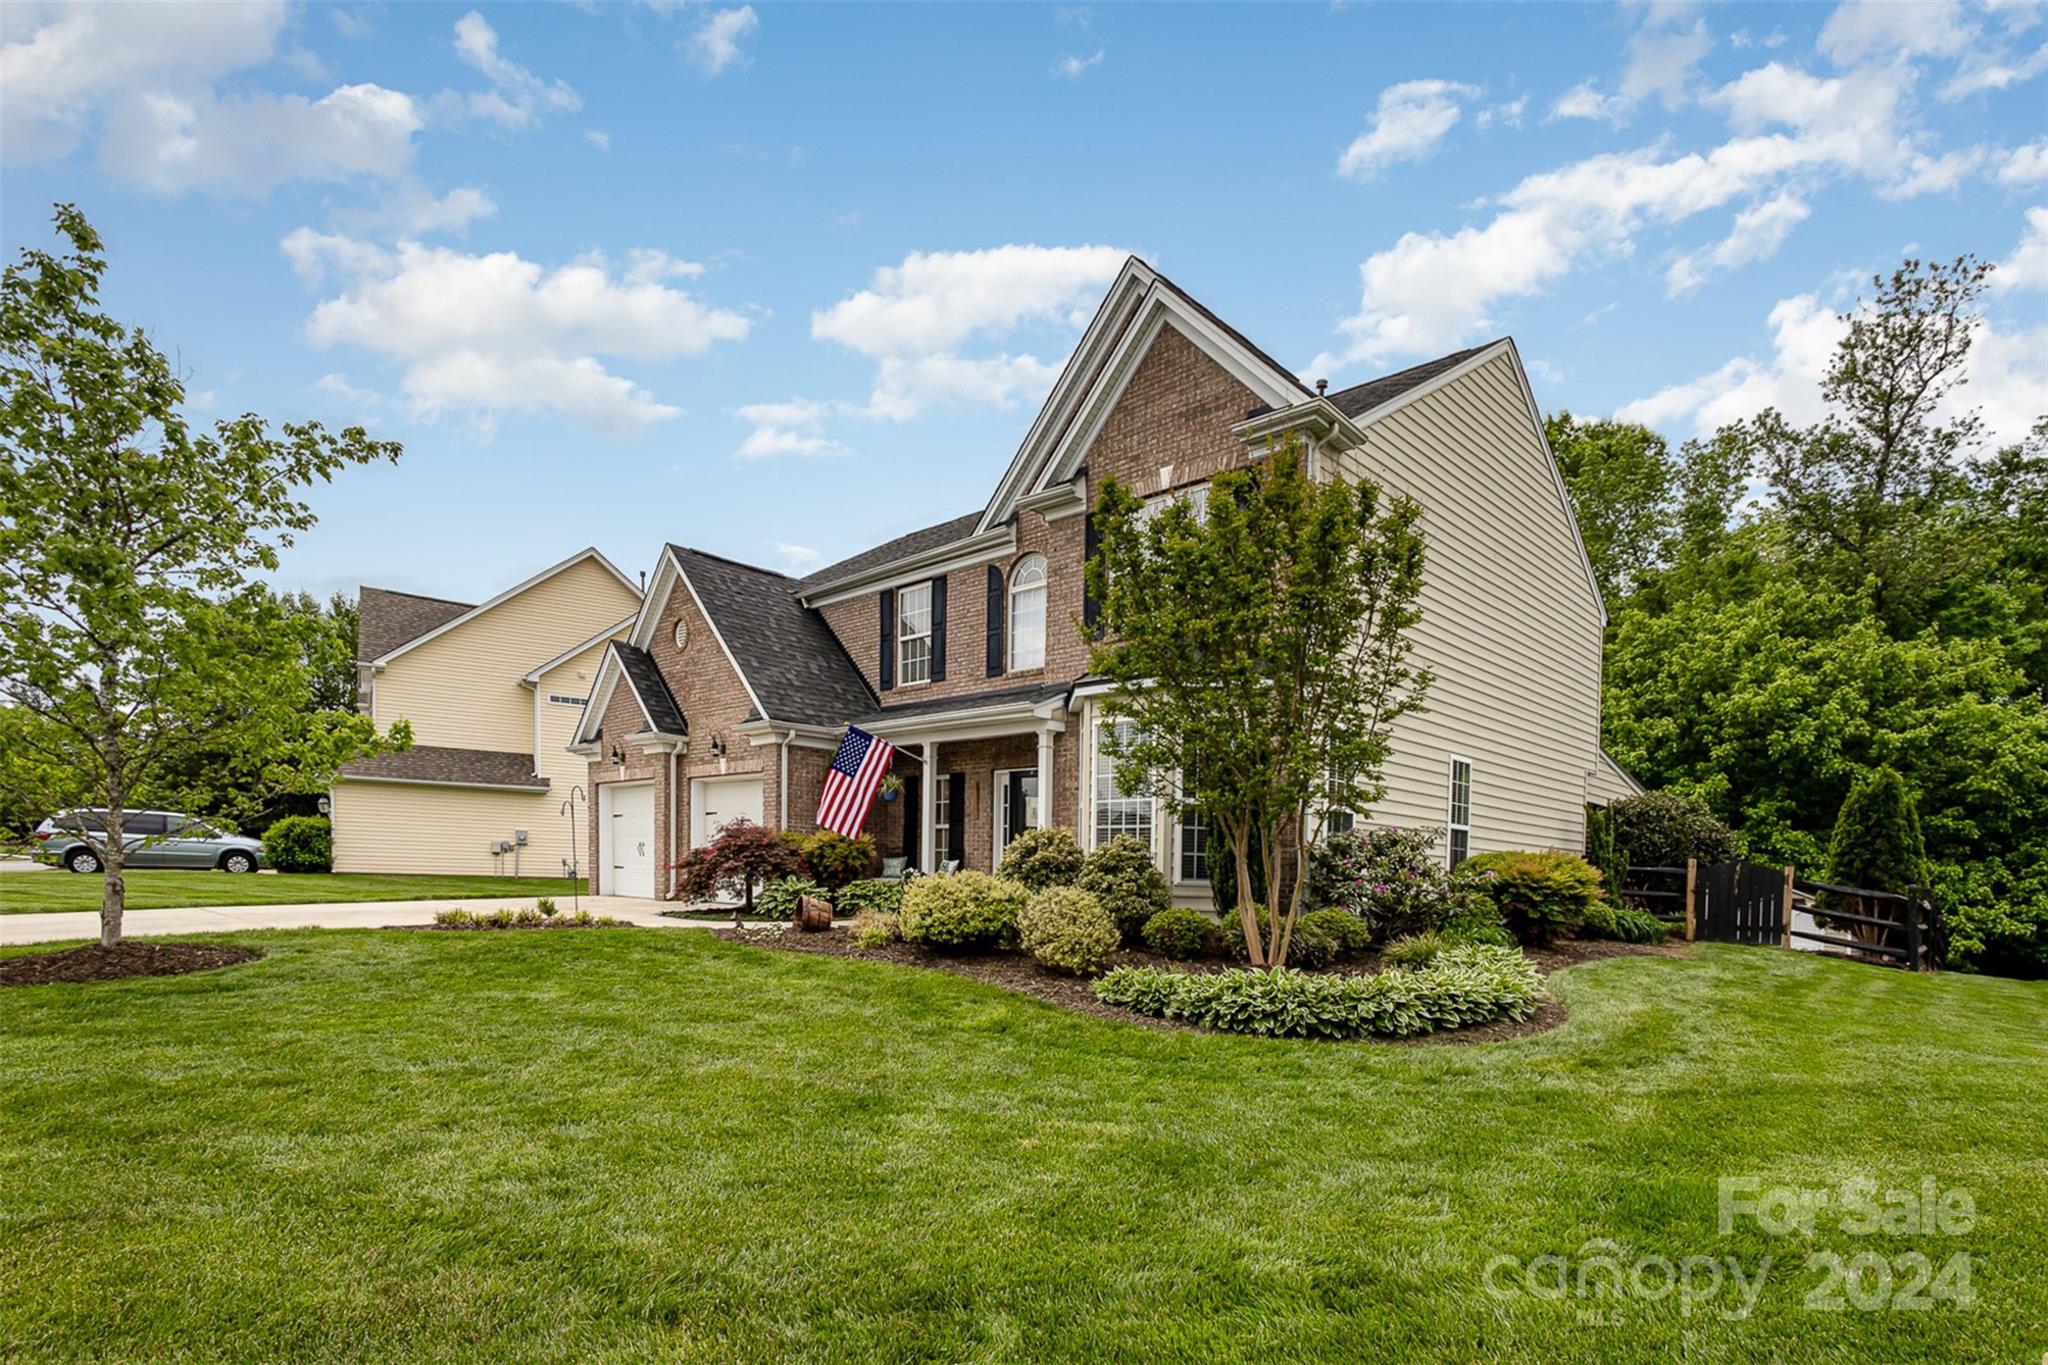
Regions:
[[1226, 823, 1265, 967], [100, 804, 125, 948]]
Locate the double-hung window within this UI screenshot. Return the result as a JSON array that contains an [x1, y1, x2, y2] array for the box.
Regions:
[[1009, 555, 1046, 671], [1094, 719, 1153, 851], [934, 777, 953, 868], [1447, 756, 1473, 867], [897, 582, 933, 685]]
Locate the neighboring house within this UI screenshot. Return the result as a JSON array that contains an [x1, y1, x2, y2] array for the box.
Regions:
[[334, 549, 642, 878], [572, 258, 1609, 901]]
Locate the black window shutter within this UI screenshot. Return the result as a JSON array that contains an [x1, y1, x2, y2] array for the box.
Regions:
[[902, 773, 920, 865], [930, 575, 948, 681], [947, 773, 966, 864], [985, 564, 1005, 677], [879, 588, 895, 691], [1083, 512, 1103, 630]]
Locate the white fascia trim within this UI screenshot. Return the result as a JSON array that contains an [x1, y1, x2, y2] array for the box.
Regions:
[[800, 528, 1018, 609], [975, 259, 1158, 537], [574, 649, 628, 745], [1347, 338, 1607, 626], [369, 547, 642, 667], [866, 701, 1068, 744], [737, 720, 842, 749], [1015, 482, 1087, 521], [337, 775, 551, 794], [669, 554, 773, 724], [1034, 300, 1306, 499], [522, 613, 639, 684], [627, 549, 681, 651], [628, 731, 687, 753], [1231, 397, 1369, 455]]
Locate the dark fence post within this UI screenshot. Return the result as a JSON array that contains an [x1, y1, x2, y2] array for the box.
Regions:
[[1684, 857, 1697, 943], [1906, 884, 1924, 972], [1780, 865, 1795, 949]]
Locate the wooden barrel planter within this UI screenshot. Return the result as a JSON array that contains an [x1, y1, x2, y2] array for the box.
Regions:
[[794, 895, 834, 932]]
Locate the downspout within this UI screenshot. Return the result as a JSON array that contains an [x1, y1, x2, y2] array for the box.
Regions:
[[668, 746, 679, 900], [780, 732, 792, 829]]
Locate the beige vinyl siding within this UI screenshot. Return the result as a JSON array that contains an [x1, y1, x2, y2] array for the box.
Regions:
[[329, 780, 568, 877], [1589, 749, 1644, 807], [371, 557, 639, 752], [1333, 351, 1606, 858]]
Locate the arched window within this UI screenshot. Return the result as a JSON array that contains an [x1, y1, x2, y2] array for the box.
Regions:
[[1009, 554, 1047, 670]]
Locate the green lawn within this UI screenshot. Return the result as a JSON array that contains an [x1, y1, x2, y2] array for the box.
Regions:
[[2, 933, 2043, 1361], [0, 870, 587, 914]]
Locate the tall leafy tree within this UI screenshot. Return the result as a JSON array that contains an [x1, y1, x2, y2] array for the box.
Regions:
[[1084, 439, 1430, 968], [1545, 412, 1675, 599], [0, 205, 405, 945]]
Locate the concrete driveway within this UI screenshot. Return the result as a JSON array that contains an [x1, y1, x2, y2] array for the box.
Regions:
[[0, 895, 707, 946]]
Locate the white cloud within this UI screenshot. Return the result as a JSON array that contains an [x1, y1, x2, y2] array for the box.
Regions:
[[1666, 192, 1810, 296], [1474, 97, 1527, 130], [775, 543, 822, 569], [689, 6, 758, 76], [331, 10, 374, 41], [1882, 146, 1990, 198], [451, 10, 580, 128], [1943, 39, 2048, 96], [2001, 140, 2048, 184], [813, 244, 1130, 365], [1549, 80, 1630, 123], [1991, 206, 2048, 293], [1337, 79, 1479, 180], [1617, 284, 2046, 449], [733, 399, 848, 459], [1622, 17, 1713, 108], [289, 235, 750, 430], [0, 0, 285, 162], [1052, 49, 1104, 79], [585, 128, 611, 151], [1818, 0, 1973, 66], [96, 81, 422, 194]]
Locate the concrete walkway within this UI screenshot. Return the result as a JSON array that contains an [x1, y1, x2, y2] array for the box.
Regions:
[[0, 895, 708, 946]]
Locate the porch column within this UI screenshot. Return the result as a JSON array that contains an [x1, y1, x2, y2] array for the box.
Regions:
[[920, 740, 938, 873], [1035, 726, 1055, 830]]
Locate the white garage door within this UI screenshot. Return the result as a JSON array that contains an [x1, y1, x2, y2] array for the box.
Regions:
[[694, 776, 764, 847], [602, 781, 656, 899]]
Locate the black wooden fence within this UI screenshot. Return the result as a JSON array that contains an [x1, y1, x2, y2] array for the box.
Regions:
[[1617, 860, 1942, 971]]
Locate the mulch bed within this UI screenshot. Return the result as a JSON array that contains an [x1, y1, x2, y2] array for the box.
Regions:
[[718, 925, 1683, 1043], [0, 941, 261, 988]]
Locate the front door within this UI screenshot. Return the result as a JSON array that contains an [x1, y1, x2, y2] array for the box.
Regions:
[[995, 770, 1038, 862]]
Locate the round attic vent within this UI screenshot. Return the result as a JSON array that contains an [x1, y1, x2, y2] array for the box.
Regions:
[[672, 618, 689, 652]]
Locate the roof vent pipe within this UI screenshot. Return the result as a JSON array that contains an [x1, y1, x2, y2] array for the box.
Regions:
[[1315, 378, 1328, 396]]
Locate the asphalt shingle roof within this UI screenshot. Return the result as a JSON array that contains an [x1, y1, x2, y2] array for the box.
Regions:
[[357, 586, 474, 661], [610, 641, 687, 735], [670, 547, 878, 728], [1326, 343, 1496, 420], [339, 745, 547, 789], [796, 510, 986, 595], [858, 680, 1075, 725]]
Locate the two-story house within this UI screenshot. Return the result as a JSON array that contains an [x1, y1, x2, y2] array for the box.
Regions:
[[572, 258, 1619, 902], [333, 548, 642, 878]]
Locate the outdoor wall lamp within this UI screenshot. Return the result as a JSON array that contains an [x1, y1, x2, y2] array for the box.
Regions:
[[609, 743, 625, 765], [708, 736, 726, 758]]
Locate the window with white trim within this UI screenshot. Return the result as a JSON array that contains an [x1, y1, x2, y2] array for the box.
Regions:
[[547, 693, 588, 707], [1324, 763, 1356, 836], [1138, 483, 1210, 527], [1094, 719, 1152, 850], [897, 581, 933, 685], [1447, 757, 1473, 867], [1178, 807, 1209, 882], [934, 777, 952, 867], [1008, 554, 1047, 670]]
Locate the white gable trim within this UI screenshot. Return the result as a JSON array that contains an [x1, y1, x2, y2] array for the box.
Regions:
[[668, 551, 774, 725], [1028, 289, 1307, 502], [370, 547, 640, 666], [1350, 339, 1607, 626], [573, 644, 639, 745], [522, 613, 638, 685]]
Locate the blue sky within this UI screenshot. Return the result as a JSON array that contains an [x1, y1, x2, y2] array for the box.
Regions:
[[3, 1, 2044, 603]]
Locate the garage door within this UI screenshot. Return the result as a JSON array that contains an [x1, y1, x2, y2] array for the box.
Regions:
[[695, 776, 764, 846], [602, 781, 655, 899]]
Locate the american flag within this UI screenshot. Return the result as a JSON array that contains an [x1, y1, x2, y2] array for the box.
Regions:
[[815, 725, 897, 837]]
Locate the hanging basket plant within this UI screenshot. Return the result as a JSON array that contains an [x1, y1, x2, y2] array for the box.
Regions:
[[880, 773, 904, 802]]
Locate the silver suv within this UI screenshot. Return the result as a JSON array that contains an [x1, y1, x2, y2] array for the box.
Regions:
[[32, 810, 265, 874]]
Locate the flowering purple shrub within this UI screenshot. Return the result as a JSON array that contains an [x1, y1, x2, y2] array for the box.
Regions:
[[1307, 826, 1497, 942]]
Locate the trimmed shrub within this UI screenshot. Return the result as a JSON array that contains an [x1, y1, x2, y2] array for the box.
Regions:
[[1607, 791, 1736, 867], [1383, 931, 1446, 969], [1611, 905, 1669, 944], [997, 826, 1086, 891], [836, 878, 904, 916], [1307, 826, 1491, 942], [263, 815, 331, 873], [1142, 906, 1219, 960], [758, 876, 828, 920], [850, 909, 900, 949], [1018, 886, 1120, 976], [899, 870, 1028, 950], [1461, 850, 1603, 946], [799, 831, 875, 891], [1580, 896, 1620, 939], [1094, 944, 1544, 1039], [1078, 835, 1172, 942], [1294, 908, 1373, 967], [1826, 766, 1928, 894], [433, 907, 617, 929]]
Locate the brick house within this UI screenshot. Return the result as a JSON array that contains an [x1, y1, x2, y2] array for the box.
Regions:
[[571, 258, 1613, 901]]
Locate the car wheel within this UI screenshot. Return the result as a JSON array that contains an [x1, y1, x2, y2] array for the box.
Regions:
[[220, 851, 255, 874], [64, 847, 102, 874]]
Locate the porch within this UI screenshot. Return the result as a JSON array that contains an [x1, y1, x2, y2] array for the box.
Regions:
[[865, 692, 1069, 877]]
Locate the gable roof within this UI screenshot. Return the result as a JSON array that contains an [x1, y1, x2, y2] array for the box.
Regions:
[[339, 745, 548, 790], [669, 546, 878, 727], [362, 547, 640, 666], [797, 510, 984, 596], [1325, 342, 1496, 420], [357, 587, 474, 662], [610, 640, 687, 736]]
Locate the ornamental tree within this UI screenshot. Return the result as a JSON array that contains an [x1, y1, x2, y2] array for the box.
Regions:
[[1084, 437, 1431, 968], [0, 206, 406, 946], [672, 818, 804, 918]]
